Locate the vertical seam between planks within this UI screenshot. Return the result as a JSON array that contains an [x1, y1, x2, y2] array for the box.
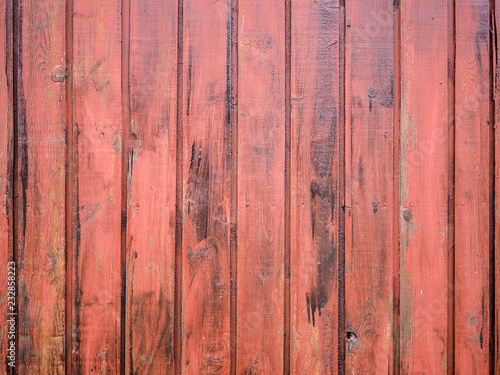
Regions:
[[120, 0, 131, 372], [64, 0, 74, 372], [489, 1, 497, 372], [174, 0, 184, 372], [284, 0, 291, 373], [12, 0, 22, 372], [338, 0, 346, 373], [393, 1, 401, 374], [5, 0, 14, 373], [229, 0, 239, 372], [447, 0, 456, 372]]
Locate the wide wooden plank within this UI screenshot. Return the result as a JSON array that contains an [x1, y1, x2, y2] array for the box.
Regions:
[[71, 0, 122, 372], [237, 0, 285, 372], [125, 0, 177, 373], [454, 0, 493, 372], [182, 0, 231, 373], [0, 0, 14, 373], [15, 0, 66, 372], [344, 0, 395, 372], [290, 0, 339, 373], [400, 0, 451, 372]]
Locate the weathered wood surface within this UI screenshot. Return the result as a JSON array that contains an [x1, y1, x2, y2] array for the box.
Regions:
[[455, 0, 493, 373], [400, 0, 452, 372], [290, 0, 340, 373], [236, 0, 285, 372], [0, 0, 14, 374], [71, 0, 122, 372], [2, 0, 500, 373], [182, 0, 231, 373], [345, 0, 395, 372], [15, 0, 66, 373], [125, 0, 177, 373]]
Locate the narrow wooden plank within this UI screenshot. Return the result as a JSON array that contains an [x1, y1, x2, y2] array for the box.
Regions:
[[290, 0, 339, 373], [125, 0, 177, 373], [237, 0, 285, 372], [72, 0, 122, 372], [182, 0, 231, 373], [400, 0, 451, 372], [0, 0, 14, 372], [455, 0, 493, 372], [495, 1, 500, 373], [344, 0, 395, 373], [14, 0, 66, 372]]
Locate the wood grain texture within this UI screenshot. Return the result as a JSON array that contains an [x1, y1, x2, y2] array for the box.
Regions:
[[237, 0, 285, 372], [400, 0, 451, 372], [125, 0, 177, 373], [15, 0, 66, 373], [4, 1, 500, 373], [290, 0, 339, 373], [344, 0, 395, 373], [182, 0, 231, 373], [71, 0, 122, 372], [454, 0, 493, 372], [495, 1, 500, 373], [0, 0, 14, 373]]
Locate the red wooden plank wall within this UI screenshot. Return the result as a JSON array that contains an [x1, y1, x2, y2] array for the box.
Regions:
[[2, 0, 500, 373]]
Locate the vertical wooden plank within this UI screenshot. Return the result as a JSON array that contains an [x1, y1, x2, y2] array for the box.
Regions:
[[344, 0, 395, 372], [455, 0, 493, 373], [290, 0, 339, 373], [237, 0, 285, 372], [125, 0, 177, 373], [400, 0, 451, 372], [14, 0, 66, 372], [182, 0, 231, 373], [495, 1, 500, 373], [0, 0, 14, 372], [72, 0, 122, 372]]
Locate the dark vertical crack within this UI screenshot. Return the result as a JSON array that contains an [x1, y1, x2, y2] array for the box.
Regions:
[[284, 0, 291, 373], [120, 0, 131, 372], [447, 0, 456, 373], [393, 1, 402, 373], [228, 0, 239, 372], [338, 0, 347, 373], [489, 2, 497, 374], [174, 0, 184, 373], [13, 0, 26, 372], [64, 0, 74, 372]]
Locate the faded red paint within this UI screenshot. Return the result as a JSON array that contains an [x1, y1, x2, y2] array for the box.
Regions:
[[2, 0, 500, 374]]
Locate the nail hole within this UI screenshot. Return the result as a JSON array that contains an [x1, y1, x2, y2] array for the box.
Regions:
[[346, 330, 358, 342]]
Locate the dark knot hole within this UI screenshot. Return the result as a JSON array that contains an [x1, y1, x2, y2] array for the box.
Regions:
[[346, 330, 358, 342]]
